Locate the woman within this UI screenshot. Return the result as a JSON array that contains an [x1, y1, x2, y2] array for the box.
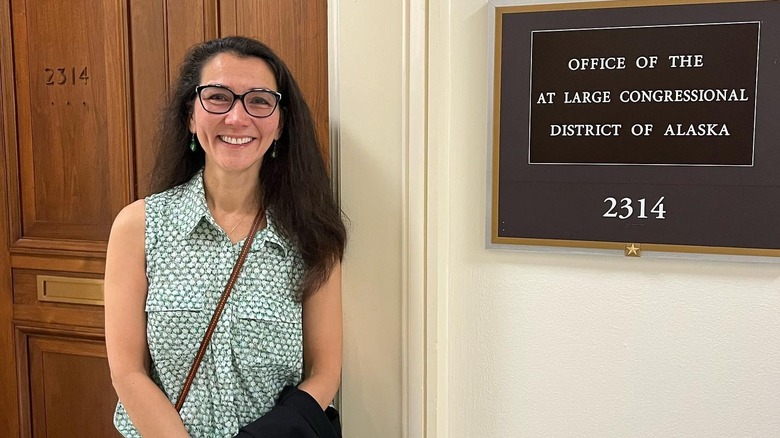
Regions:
[[105, 36, 346, 437]]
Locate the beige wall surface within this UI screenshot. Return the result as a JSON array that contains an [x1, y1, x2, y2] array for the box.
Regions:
[[337, 0, 780, 437], [334, 0, 405, 436]]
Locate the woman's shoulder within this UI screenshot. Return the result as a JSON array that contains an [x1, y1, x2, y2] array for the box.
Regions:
[[109, 199, 145, 245], [145, 183, 185, 205], [113, 199, 145, 228], [145, 173, 202, 210]]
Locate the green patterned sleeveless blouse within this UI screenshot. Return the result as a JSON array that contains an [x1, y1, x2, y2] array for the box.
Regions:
[[113, 170, 305, 437]]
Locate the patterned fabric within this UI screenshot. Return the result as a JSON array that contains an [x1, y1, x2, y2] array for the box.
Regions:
[[113, 170, 305, 437]]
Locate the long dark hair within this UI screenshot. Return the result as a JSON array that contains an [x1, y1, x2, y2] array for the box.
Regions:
[[150, 36, 346, 298]]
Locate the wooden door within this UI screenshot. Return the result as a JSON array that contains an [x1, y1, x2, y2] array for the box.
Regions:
[[0, 1, 328, 436]]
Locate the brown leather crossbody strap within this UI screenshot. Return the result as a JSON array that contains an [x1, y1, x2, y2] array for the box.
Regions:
[[175, 208, 266, 412]]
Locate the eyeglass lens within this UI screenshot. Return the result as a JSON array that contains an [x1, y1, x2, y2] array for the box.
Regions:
[[199, 86, 279, 117]]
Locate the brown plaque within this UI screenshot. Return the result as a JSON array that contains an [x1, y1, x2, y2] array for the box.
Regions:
[[492, 0, 780, 256]]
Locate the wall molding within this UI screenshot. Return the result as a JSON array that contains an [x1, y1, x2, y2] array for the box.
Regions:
[[403, 0, 428, 436]]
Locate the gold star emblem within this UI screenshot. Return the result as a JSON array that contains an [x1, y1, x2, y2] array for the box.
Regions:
[[625, 243, 641, 257]]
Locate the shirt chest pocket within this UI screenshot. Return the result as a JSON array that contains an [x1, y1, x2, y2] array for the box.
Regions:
[[145, 286, 207, 364], [232, 293, 302, 372]]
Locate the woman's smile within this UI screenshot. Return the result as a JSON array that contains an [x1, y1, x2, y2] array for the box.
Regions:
[[219, 135, 254, 145]]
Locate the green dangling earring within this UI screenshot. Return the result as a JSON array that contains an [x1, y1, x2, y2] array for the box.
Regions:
[[271, 140, 278, 158], [189, 133, 197, 152]]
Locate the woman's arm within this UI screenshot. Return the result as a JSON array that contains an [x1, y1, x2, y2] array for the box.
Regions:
[[297, 262, 343, 409], [104, 200, 190, 437]]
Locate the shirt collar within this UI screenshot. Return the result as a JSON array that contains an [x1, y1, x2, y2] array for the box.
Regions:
[[179, 169, 210, 236], [178, 169, 292, 256], [259, 211, 293, 256]]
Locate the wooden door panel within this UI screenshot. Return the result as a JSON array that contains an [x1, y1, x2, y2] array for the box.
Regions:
[[10, 0, 132, 249], [1, 1, 21, 436], [16, 327, 120, 438], [12, 268, 105, 328], [129, 0, 167, 198], [165, 0, 219, 85]]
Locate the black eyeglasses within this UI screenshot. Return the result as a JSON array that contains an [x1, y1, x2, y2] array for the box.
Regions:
[[195, 84, 282, 118]]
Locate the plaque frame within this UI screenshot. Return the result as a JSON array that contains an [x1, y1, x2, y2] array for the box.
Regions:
[[489, 0, 780, 258]]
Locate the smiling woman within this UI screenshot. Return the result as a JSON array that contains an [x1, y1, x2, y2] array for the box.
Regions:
[[189, 53, 283, 178], [103, 36, 346, 438]]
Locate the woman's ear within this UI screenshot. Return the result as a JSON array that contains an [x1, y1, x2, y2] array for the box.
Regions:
[[275, 109, 285, 140]]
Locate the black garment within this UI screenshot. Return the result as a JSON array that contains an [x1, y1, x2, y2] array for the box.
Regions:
[[235, 386, 342, 438]]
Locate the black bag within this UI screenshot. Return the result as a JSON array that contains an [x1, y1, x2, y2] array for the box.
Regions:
[[235, 386, 342, 438]]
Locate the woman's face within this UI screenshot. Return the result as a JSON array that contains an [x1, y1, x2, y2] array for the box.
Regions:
[[190, 53, 283, 176]]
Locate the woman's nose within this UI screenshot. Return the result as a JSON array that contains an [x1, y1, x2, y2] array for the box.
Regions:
[[224, 99, 252, 125]]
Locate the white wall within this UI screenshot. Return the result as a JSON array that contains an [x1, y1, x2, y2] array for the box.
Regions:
[[337, 0, 780, 437], [334, 1, 405, 436]]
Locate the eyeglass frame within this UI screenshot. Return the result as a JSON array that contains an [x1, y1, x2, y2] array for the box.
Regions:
[[194, 84, 283, 118]]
